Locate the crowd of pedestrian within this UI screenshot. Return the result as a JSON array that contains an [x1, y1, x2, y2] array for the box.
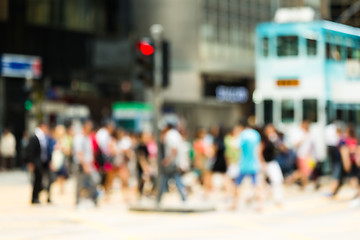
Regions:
[[1, 115, 357, 211]]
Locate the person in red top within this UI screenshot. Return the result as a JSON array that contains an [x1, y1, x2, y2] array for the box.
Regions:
[[90, 127, 101, 171], [340, 125, 358, 184], [193, 127, 213, 193], [328, 124, 359, 198]]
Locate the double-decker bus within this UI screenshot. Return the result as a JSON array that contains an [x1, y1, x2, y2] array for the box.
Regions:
[[254, 20, 360, 160]]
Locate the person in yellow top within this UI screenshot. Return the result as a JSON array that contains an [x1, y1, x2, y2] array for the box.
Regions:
[[224, 127, 240, 180]]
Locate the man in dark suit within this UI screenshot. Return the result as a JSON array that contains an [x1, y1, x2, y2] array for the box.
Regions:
[[26, 122, 49, 204]]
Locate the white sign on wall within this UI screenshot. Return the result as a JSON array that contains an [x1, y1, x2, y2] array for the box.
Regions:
[[216, 85, 249, 103]]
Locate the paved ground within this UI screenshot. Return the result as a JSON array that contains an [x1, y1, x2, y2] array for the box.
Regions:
[[1, 171, 360, 240]]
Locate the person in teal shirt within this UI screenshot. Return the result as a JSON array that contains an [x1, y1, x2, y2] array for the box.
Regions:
[[231, 119, 262, 210]]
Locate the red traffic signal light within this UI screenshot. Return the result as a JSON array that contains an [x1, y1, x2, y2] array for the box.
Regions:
[[139, 41, 154, 56]]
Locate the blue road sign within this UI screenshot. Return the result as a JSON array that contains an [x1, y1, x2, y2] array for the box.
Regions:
[[1, 54, 42, 79]]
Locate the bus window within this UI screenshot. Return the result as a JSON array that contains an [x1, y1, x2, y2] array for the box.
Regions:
[[302, 99, 318, 122], [277, 36, 298, 57], [326, 43, 331, 59], [264, 100, 273, 124], [354, 48, 360, 60], [336, 109, 347, 122], [281, 99, 294, 123], [349, 109, 356, 123], [356, 109, 360, 124], [347, 47, 353, 59], [334, 45, 342, 60], [263, 37, 269, 57], [306, 39, 317, 56], [327, 43, 342, 60]]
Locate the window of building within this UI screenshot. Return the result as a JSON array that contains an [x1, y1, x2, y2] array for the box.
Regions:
[[302, 99, 318, 122], [281, 99, 295, 123], [264, 99, 273, 124], [306, 39, 317, 56], [0, 0, 8, 21], [277, 36, 298, 57], [27, 0, 104, 32], [263, 37, 269, 57], [64, 0, 97, 32], [26, 0, 51, 25]]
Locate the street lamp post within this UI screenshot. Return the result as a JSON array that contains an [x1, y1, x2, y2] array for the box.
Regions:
[[150, 24, 164, 205], [150, 24, 164, 148]]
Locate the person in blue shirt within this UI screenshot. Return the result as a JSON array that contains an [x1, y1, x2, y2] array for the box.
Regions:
[[231, 119, 262, 210]]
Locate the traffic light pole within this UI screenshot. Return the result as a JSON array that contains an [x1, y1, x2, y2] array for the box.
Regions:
[[150, 24, 164, 205], [130, 25, 215, 213]]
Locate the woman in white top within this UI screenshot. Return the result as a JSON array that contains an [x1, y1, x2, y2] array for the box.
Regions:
[[0, 128, 16, 170]]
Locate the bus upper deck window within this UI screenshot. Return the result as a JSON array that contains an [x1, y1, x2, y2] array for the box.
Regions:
[[303, 99, 318, 122], [347, 47, 353, 59], [354, 48, 360, 60], [264, 100, 273, 124], [281, 99, 295, 123], [349, 109, 356, 123], [306, 39, 317, 56], [263, 37, 269, 57], [334, 45, 342, 60], [326, 43, 331, 59], [336, 108, 347, 122], [277, 36, 298, 57], [327, 43, 342, 60]]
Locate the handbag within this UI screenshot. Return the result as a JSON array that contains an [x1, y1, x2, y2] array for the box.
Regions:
[[307, 157, 316, 170], [163, 161, 178, 175], [51, 149, 65, 171], [227, 163, 240, 179]]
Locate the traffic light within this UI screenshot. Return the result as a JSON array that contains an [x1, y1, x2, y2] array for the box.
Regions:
[[24, 99, 33, 111], [135, 38, 155, 87], [23, 86, 33, 111], [134, 38, 170, 88]]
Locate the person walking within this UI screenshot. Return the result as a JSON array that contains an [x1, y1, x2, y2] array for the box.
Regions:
[[211, 125, 233, 196], [157, 123, 187, 206], [0, 128, 16, 171], [51, 125, 69, 195], [96, 120, 116, 199], [260, 124, 284, 205], [231, 119, 262, 211], [20, 131, 30, 170], [327, 124, 358, 198], [193, 127, 212, 194], [74, 120, 99, 207], [26, 122, 49, 204], [136, 132, 155, 198], [325, 120, 341, 179], [289, 120, 316, 189]]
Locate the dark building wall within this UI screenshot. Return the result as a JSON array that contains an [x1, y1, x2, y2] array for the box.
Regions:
[[0, 0, 135, 166]]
